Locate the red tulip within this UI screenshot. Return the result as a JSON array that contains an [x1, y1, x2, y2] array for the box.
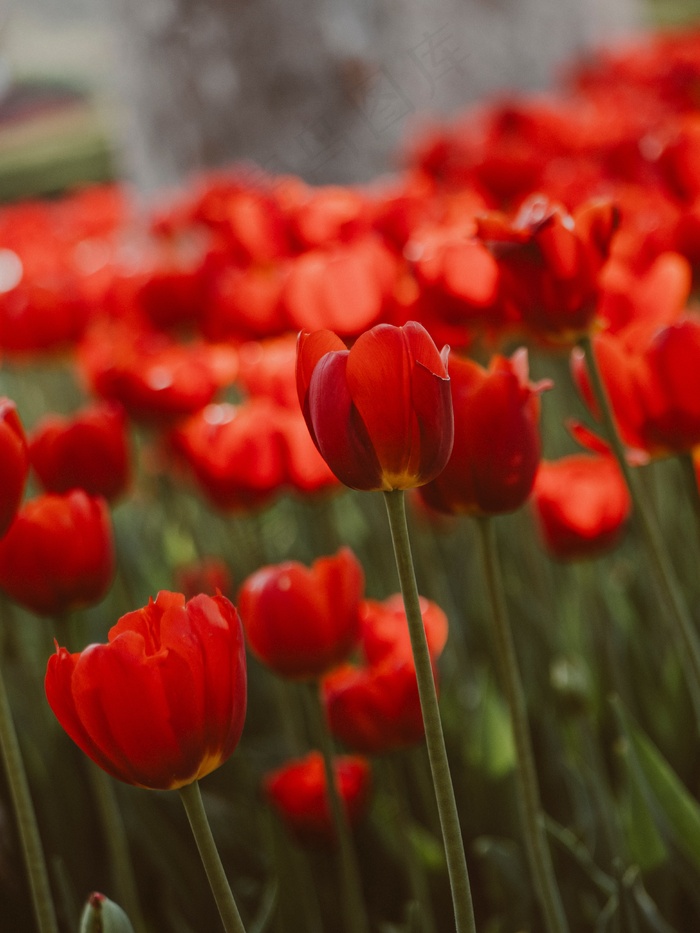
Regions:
[[0, 398, 29, 537], [169, 399, 337, 511], [296, 321, 453, 491], [238, 548, 363, 679], [419, 349, 547, 516], [45, 591, 247, 790], [29, 402, 130, 501], [531, 455, 631, 560], [174, 557, 233, 600], [264, 752, 371, 842], [475, 195, 618, 342], [0, 491, 114, 616], [323, 594, 447, 754], [573, 316, 700, 459]]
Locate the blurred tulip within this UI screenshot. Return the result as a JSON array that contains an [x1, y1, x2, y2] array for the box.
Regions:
[[45, 591, 247, 789], [531, 455, 631, 560], [238, 548, 363, 679], [419, 349, 547, 516], [0, 490, 114, 616], [323, 594, 447, 754], [0, 398, 29, 538], [264, 751, 371, 842], [476, 195, 618, 342], [297, 321, 453, 491], [169, 398, 337, 511], [29, 402, 130, 501], [174, 557, 233, 599], [573, 316, 700, 459]]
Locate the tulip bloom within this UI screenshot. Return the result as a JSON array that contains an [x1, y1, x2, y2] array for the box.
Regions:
[[264, 752, 371, 842], [238, 548, 363, 679], [45, 591, 247, 790], [419, 349, 547, 516], [573, 317, 700, 459], [323, 595, 447, 754], [0, 398, 29, 537], [0, 490, 114, 616], [531, 455, 631, 560], [29, 402, 130, 501], [475, 195, 618, 342], [296, 321, 453, 491]]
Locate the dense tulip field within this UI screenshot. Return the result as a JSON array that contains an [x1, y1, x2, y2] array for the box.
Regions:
[[4, 23, 700, 933]]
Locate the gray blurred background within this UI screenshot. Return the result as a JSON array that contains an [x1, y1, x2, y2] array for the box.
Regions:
[[0, 0, 693, 200]]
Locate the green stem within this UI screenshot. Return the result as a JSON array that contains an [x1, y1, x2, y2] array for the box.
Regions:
[[383, 489, 477, 933], [476, 517, 569, 933], [679, 452, 700, 555], [304, 682, 369, 933], [0, 662, 59, 933], [178, 780, 247, 933], [87, 766, 147, 933], [580, 335, 700, 723]]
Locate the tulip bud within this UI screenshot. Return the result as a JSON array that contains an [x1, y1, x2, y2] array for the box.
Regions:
[[79, 893, 135, 933]]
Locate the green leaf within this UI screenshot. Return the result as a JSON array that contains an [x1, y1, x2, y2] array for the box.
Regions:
[[612, 696, 700, 873]]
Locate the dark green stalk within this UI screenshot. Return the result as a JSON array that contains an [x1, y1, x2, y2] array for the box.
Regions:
[[0, 663, 59, 933], [476, 517, 569, 933], [579, 335, 700, 723], [304, 682, 369, 933], [178, 780, 247, 933], [383, 489, 477, 933]]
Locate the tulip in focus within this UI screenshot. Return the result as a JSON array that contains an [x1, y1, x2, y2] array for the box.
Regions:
[[45, 591, 247, 789], [531, 455, 631, 560], [0, 490, 114, 616], [238, 548, 363, 679], [264, 751, 371, 842], [29, 402, 131, 501], [0, 397, 29, 537], [296, 321, 453, 491], [419, 349, 547, 516]]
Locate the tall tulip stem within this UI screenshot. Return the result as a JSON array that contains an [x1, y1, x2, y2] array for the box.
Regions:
[[383, 489, 477, 933], [304, 682, 369, 933], [0, 662, 59, 933], [579, 335, 700, 720], [476, 516, 569, 933], [178, 780, 247, 933]]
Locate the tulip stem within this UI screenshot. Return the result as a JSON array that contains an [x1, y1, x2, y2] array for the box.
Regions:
[[304, 682, 370, 933], [178, 780, 247, 933], [476, 516, 569, 933], [579, 335, 700, 724], [383, 489, 477, 933], [0, 661, 59, 933]]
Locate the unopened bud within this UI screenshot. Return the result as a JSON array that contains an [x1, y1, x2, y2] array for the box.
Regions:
[[79, 892, 135, 933]]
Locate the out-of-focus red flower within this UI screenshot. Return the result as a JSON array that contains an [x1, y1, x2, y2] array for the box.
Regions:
[[419, 349, 547, 516], [297, 321, 453, 491], [264, 751, 371, 842], [572, 315, 700, 459], [29, 402, 130, 501], [45, 590, 247, 789], [238, 548, 363, 679], [169, 398, 337, 510], [531, 455, 631, 560], [323, 594, 447, 755], [282, 237, 397, 337], [324, 659, 427, 754], [173, 557, 233, 600], [0, 490, 114, 616], [475, 195, 619, 342], [359, 594, 448, 666], [79, 322, 220, 424], [236, 334, 298, 409], [0, 398, 29, 537]]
